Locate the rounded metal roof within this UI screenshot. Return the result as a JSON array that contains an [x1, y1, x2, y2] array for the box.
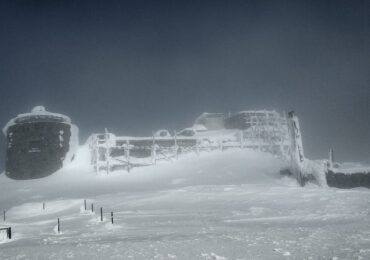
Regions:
[[2, 106, 72, 135]]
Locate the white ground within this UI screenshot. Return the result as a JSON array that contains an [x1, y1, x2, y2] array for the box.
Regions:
[[1, 148, 370, 259]]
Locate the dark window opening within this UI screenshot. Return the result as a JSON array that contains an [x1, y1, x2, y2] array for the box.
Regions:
[[28, 140, 43, 153]]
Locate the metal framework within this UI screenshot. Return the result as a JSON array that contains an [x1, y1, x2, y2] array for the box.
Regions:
[[88, 110, 303, 174]]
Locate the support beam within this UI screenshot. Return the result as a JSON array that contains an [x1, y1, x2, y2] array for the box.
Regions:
[[287, 111, 305, 186]]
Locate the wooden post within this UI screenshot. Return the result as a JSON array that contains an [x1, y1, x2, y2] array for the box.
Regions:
[[91, 203, 94, 213], [84, 200, 87, 211], [111, 212, 114, 224], [57, 218, 60, 233], [7, 227, 11, 239], [100, 207, 103, 222]]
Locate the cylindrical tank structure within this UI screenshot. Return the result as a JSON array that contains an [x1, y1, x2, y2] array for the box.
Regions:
[[2, 106, 79, 180]]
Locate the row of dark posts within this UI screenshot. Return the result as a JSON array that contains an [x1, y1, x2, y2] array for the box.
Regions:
[[84, 199, 113, 224], [57, 200, 114, 234], [2, 199, 115, 238]]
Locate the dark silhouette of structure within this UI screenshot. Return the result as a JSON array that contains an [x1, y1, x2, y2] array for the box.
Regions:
[[2, 106, 78, 180]]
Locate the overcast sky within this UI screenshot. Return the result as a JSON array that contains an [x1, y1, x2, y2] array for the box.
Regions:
[[0, 0, 370, 171]]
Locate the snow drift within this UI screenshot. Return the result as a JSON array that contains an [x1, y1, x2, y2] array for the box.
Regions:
[[1, 147, 370, 259], [0, 148, 288, 208]]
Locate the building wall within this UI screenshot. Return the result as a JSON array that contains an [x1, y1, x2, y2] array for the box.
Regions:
[[224, 113, 249, 129], [194, 113, 225, 130], [224, 111, 284, 130], [5, 121, 71, 179], [326, 170, 370, 189]]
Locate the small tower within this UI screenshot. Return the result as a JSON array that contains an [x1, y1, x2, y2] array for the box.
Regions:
[[2, 106, 79, 180]]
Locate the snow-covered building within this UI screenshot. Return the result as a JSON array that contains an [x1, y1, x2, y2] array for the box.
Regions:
[[154, 129, 171, 138], [89, 110, 294, 174], [224, 110, 284, 130], [194, 113, 225, 130], [2, 106, 79, 180]]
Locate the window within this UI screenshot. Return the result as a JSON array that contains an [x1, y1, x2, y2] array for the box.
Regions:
[[28, 139, 42, 153]]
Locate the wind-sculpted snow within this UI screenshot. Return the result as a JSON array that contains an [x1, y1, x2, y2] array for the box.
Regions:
[[0, 148, 285, 208], [1, 148, 370, 259]]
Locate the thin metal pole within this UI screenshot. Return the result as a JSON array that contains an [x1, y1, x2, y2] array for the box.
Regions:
[[100, 207, 103, 222], [91, 203, 94, 213], [3, 210, 5, 221], [57, 218, 60, 233], [43, 202, 45, 210], [111, 212, 114, 224], [84, 200, 87, 211]]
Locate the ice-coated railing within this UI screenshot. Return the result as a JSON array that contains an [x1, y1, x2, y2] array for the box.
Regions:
[[88, 123, 294, 174]]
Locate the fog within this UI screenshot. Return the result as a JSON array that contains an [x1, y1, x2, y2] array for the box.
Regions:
[[0, 0, 369, 171]]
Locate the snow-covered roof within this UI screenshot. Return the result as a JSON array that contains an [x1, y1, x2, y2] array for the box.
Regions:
[[331, 162, 370, 175], [2, 106, 72, 135], [177, 128, 196, 137], [154, 129, 171, 137], [192, 124, 208, 132], [194, 112, 225, 123], [236, 110, 280, 116]]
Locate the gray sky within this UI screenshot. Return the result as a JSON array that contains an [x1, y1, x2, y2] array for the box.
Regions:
[[0, 0, 370, 171]]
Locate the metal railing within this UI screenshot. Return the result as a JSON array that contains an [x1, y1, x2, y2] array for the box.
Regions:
[[89, 130, 292, 174]]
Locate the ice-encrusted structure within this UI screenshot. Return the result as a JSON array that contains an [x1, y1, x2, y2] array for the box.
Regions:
[[326, 161, 370, 188], [89, 110, 306, 178], [2, 106, 79, 179], [2, 107, 329, 186]]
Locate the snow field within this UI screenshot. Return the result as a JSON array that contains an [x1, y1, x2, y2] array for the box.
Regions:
[[0, 148, 370, 259]]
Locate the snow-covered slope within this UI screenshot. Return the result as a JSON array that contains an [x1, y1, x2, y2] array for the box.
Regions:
[[0, 148, 286, 208], [1, 148, 370, 259]]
